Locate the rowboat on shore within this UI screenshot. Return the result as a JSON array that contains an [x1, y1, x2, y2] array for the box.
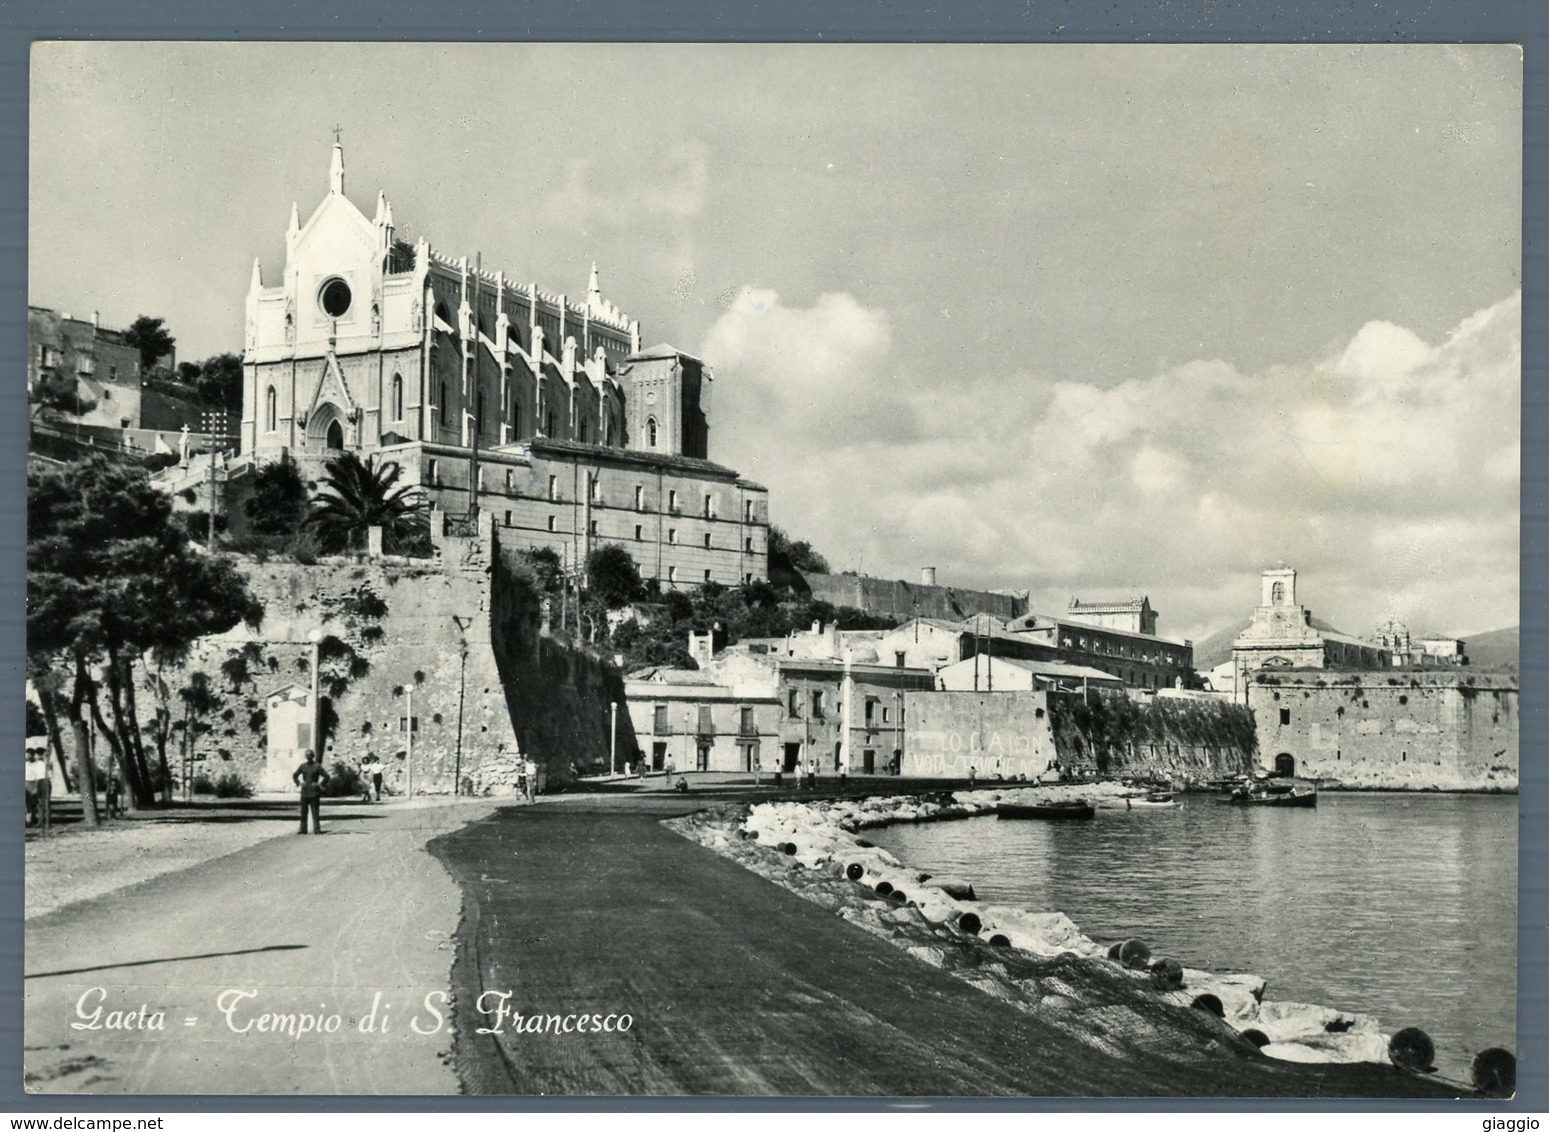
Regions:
[[998, 800, 1096, 821]]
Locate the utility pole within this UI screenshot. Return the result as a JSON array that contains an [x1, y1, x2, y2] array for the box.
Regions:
[[405, 685, 414, 800], [610, 702, 619, 776], [308, 629, 323, 759], [452, 614, 472, 795]]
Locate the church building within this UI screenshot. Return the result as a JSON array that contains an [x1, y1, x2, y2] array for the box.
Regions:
[[240, 143, 769, 587], [1231, 566, 1392, 675]]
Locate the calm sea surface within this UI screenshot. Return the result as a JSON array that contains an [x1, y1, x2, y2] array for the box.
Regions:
[[870, 792, 1516, 1081]]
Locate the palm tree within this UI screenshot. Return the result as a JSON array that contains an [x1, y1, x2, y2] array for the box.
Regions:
[[307, 452, 429, 554]]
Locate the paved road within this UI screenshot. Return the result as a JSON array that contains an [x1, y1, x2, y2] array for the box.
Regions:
[[432, 800, 1461, 1098], [25, 800, 497, 1095]]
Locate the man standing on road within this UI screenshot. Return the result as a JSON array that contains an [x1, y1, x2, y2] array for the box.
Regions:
[[293, 749, 329, 834], [25, 746, 51, 833], [523, 756, 538, 802], [664, 754, 675, 788]]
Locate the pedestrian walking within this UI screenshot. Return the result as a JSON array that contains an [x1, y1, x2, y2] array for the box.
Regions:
[[293, 749, 330, 833], [364, 753, 384, 801], [664, 754, 675, 787], [523, 756, 538, 802], [806, 756, 817, 791], [516, 760, 529, 801], [25, 745, 51, 832]]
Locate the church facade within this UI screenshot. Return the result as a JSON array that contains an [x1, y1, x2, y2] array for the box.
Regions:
[[1231, 566, 1392, 675], [240, 144, 768, 587]]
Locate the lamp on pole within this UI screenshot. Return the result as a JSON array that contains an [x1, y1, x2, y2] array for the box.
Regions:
[[610, 701, 619, 777], [452, 615, 473, 796], [405, 684, 414, 800], [308, 629, 323, 761]]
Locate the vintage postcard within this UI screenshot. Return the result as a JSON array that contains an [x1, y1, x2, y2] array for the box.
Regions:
[[23, 42, 1520, 1098]]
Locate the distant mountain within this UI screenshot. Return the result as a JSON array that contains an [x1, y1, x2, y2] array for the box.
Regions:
[[1190, 619, 1250, 671], [1461, 626, 1518, 672], [1189, 614, 1354, 671], [1191, 620, 1518, 673]]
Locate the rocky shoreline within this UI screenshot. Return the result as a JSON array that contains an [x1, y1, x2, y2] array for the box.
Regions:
[[665, 784, 1456, 1079]]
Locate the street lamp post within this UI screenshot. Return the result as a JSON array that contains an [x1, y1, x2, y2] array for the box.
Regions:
[[610, 701, 619, 776], [405, 684, 414, 800], [452, 615, 472, 796], [308, 629, 323, 762]]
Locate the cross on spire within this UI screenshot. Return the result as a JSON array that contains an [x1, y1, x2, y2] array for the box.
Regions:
[[332, 123, 343, 145]]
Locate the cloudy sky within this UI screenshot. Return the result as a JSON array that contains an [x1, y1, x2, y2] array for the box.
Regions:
[[30, 43, 1520, 641]]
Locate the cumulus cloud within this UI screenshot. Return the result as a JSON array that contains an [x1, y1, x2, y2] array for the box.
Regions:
[[702, 290, 1520, 641]]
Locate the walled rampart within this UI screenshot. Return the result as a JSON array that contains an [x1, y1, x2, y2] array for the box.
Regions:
[[1047, 691, 1259, 781], [142, 518, 634, 796], [799, 572, 1025, 622], [1248, 670, 1518, 790]]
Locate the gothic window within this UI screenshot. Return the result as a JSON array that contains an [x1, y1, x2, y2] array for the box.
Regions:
[[325, 419, 344, 450], [1272, 581, 1285, 603], [546, 411, 555, 436], [646, 416, 659, 447], [438, 382, 447, 413], [578, 417, 588, 443], [477, 392, 486, 429], [391, 374, 403, 421], [265, 386, 277, 432]]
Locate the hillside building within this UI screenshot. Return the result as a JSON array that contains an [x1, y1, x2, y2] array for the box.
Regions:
[[239, 143, 768, 588], [1066, 595, 1158, 636]]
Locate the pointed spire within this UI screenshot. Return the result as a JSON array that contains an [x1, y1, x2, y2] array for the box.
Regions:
[[374, 189, 386, 223], [383, 198, 393, 228], [329, 141, 344, 195], [250, 257, 263, 291], [587, 261, 601, 303], [287, 201, 299, 237]]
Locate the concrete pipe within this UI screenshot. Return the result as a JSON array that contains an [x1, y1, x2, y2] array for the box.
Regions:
[[846, 863, 866, 881], [889, 889, 909, 903], [988, 933, 1011, 947], [955, 912, 983, 936], [1149, 957, 1183, 989], [1387, 1027, 1436, 1073], [1471, 1047, 1515, 1097], [875, 880, 894, 897], [854, 838, 876, 848], [1240, 1028, 1271, 1049], [1191, 993, 1225, 1019], [780, 842, 798, 856], [1117, 939, 1151, 970]]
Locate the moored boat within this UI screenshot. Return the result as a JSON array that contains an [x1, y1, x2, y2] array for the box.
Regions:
[[998, 800, 1096, 821], [1229, 784, 1318, 808], [1125, 793, 1179, 809]]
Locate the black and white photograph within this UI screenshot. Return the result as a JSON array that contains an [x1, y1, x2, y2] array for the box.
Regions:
[[22, 41, 1520, 1099]]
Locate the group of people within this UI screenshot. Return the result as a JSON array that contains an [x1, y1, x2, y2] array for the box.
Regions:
[[290, 747, 546, 833]]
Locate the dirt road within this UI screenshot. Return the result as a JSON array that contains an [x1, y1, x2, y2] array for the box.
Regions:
[[433, 799, 1460, 1098], [25, 800, 497, 1095]]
